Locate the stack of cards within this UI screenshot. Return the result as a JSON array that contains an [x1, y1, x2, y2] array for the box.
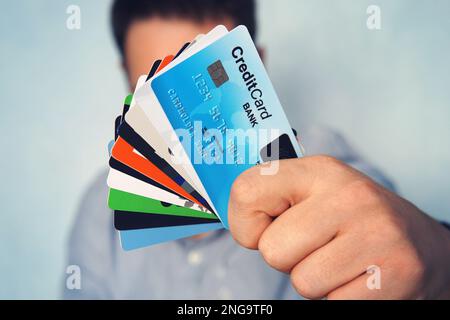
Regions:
[[106, 25, 303, 251]]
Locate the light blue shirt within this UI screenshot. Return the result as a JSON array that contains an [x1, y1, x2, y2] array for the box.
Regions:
[[63, 125, 393, 299]]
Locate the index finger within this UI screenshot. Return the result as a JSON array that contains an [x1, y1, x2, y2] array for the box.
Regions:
[[227, 156, 354, 249]]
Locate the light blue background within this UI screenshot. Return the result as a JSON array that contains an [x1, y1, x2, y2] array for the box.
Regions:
[[0, 0, 449, 299]]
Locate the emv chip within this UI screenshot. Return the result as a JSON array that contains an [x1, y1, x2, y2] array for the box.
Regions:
[[207, 60, 229, 88]]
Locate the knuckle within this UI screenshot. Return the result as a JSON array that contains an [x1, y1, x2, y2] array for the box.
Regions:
[[397, 245, 426, 283], [258, 231, 285, 271], [229, 170, 260, 208], [290, 268, 322, 299], [380, 215, 405, 239], [233, 232, 259, 250], [228, 215, 263, 251], [313, 155, 345, 170], [342, 179, 382, 207]]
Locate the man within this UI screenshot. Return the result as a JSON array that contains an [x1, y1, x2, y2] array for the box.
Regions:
[[64, 0, 450, 299]]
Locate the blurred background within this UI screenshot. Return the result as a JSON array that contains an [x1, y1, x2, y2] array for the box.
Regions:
[[0, 0, 449, 299]]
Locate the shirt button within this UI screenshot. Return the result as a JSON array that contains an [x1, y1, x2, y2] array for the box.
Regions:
[[187, 250, 203, 266]]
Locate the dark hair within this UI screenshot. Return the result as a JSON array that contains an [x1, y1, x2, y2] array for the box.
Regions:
[[111, 0, 256, 58]]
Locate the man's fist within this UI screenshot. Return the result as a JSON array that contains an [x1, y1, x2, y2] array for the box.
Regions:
[[228, 156, 450, 299]]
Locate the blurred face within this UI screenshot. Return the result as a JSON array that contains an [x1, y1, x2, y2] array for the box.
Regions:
[[124, 16, 235, 90]]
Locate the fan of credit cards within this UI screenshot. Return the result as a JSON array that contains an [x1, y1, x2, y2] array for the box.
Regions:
[[106, 25, 304, 250]]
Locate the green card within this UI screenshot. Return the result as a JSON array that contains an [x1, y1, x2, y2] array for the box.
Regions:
[[108, 188, 217, 220]]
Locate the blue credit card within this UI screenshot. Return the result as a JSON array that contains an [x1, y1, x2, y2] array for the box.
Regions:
[[151, 26, 302, 228], [119, 223, 223, 251]]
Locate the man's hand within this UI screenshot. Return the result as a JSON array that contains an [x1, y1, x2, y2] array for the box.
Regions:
[[228, 156, 450, 299]]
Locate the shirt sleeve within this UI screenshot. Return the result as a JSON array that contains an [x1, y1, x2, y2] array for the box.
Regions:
[[62, 170, 118, 299]]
